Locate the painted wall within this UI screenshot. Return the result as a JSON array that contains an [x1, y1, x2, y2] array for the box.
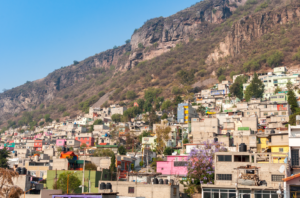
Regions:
[[56, 139, 66, 147], [156, 156, 188, 176], [46, 170, 110, 193]]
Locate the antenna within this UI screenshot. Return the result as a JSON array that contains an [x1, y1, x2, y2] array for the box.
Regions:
[[238, 131, 244, 143]]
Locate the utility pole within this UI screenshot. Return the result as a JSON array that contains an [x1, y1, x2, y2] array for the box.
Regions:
[[82, 148, 85, 193]]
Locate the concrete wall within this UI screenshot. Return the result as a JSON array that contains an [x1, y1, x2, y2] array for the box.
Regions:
[[52, 158, 69, 170], [214, 152, 286, 189], [98, 181, 180, 198], [242, 117, 257, 131]]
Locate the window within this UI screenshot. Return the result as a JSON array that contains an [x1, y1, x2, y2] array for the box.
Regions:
[[78, 138, 81, 140], [86, 142, 89, 144], [161, 168, 164, 170], [217, 155, 232, 162], [216, 174, 232, 180], [87, 138, 89, 140], [128, 187, 134, 193], [203, 188, 236, 198], [274, 112, 278, 115], [279, 148, 284, 152], [246, 170, 254, 174], [282, 112, 286, 115], [173, 188, 177, 196], [272, 175, 284, 182], [174, 161, 188, 166], [234, 155, 250, 162], [255, 190, 277, 198], [247, 112, 250, 115], [264, 113, 268, 116]]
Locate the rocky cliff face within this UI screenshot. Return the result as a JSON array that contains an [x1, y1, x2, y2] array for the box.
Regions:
[[129, 0, 246, 68], [206, 4, 300, 64]]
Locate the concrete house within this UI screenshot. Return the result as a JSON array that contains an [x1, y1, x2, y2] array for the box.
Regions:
[[98, 180, 180, 198], [201, 151, 288, 198]]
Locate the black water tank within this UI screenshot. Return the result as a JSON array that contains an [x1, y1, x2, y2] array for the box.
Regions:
[[164, 179, 169, 185], [20, 167, 27, 175], [214, 138, 218, 143], [271, 129, 275, 134], [106, 183, 112, 189], [153, 178, 158, 184], [27, 171, 31, 175], [66, 147, 70, 152], [16, 167, 21, 174], [159, 179, 164, 184], [170, 179, 174, 185], [239, 143, 247, 152], [226, 132, 230, 137], [100, 182, 106, 189]]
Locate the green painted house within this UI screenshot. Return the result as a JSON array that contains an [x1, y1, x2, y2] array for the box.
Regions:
[[46, 169, 111, 193]]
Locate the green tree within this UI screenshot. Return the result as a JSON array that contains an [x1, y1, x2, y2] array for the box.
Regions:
[[55, 171, 81, 194], [197, 105, 206, 116], [109, 154, 116, 180], [274, 87, 282, 94], [244, 73, 264, 101], [98, 91, 105, 97], [287, 80, 293, 91], [126, 91, 137, 100], [183, 138, 189, 144], [125, 39, 131, 44], [85, 163, 97, 170], [0, 147, 10, 168], [266, 51, 283, 67], [161, 100, 172, 110], [163, 147, 173, 155], [161, 113, 168, 119], [136, 99, 145, 111], [288, 90, 299, 114], [111, 114, 122, 123], [218, 75, 226, 82], [118, 145, 127, 155], [73, 60, 79, 65], [44, 114, 52, 122], [39, 121, 44, 126], [229, 75, 248, 100]]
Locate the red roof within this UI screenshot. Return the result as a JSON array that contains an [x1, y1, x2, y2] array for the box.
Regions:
[[9, 141, 14, 143], [282, 173, 300, 182]]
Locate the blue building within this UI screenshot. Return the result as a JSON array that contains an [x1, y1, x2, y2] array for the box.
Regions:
[[177, 103, 198, 123]]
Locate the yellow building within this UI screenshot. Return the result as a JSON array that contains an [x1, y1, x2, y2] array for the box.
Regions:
[[257, 133, 289, 163]]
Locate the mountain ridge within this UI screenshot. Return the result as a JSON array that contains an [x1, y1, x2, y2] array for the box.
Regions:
[[1, 0, 300, 128]]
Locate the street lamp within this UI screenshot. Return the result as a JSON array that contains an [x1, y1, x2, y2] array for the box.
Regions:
[[24, 187, 35, 198], [67, 171, 77, 194]]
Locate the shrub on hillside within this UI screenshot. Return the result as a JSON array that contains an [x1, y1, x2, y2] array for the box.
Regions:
[[293, 49, 300, 62], [218, 75, 226, 82], [266, 50, 284, 67], [126, 90, 137, 100]]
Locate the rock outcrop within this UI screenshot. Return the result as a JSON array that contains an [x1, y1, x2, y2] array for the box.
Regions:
[[206, 4, 300, 64]]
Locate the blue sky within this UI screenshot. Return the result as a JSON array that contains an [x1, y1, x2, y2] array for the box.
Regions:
[[0, 0, 200, 92]]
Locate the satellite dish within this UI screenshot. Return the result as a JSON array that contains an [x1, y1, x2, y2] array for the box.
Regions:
[[279, 165, 285, 173]]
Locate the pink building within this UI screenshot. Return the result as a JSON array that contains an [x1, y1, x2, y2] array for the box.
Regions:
[[156, 155, 188, 176], [56, 139, 67, 147]]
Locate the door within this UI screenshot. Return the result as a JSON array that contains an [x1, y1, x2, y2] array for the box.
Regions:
[[291, 150, 299, 166]]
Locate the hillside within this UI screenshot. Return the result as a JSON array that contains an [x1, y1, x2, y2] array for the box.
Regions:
[[1, 0, 300, 129]]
